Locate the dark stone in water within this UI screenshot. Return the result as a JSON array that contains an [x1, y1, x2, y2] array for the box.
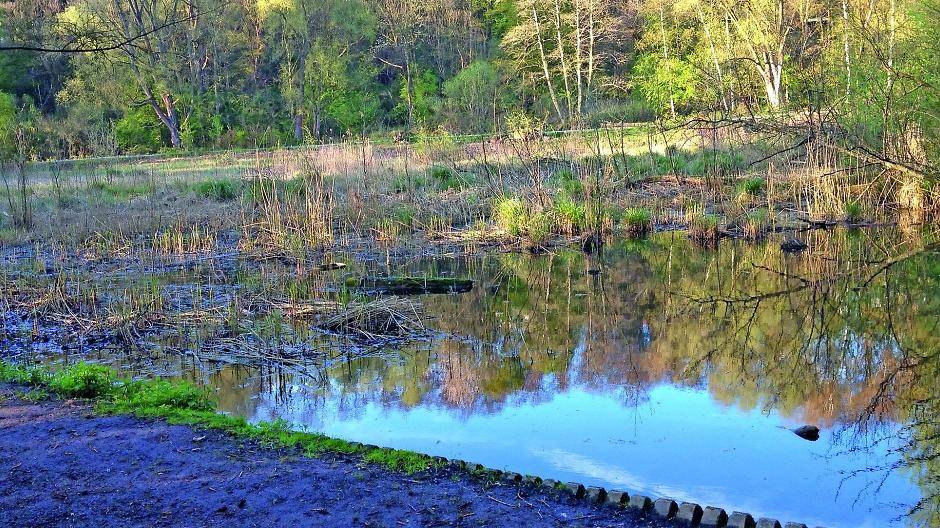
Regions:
[[793, 425, 820, 441], [780, 238, 808, 253]]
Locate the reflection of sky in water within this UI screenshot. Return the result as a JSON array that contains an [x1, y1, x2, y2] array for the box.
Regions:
[[240, 380, 917, 528], [42, 229, 931, 527]]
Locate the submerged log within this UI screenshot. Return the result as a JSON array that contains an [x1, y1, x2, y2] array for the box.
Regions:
[[346, 276, 474, 295], [780, 238, 808, 253]]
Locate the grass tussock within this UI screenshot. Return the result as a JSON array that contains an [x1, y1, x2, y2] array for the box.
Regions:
[[621, 207, 652, 237], [689, 213, 721, 244], [0, 360, 438, 474]]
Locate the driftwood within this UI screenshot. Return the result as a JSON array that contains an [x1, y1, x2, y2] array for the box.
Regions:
[[347, 276, 474, 295]]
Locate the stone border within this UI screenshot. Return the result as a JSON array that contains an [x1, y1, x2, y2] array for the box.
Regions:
[[420, 453, 821, 528]]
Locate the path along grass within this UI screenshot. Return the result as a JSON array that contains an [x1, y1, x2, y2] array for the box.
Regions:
[[0, 360, 434, 474]]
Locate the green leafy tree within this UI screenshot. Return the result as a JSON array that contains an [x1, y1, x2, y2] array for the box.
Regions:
[[441, 60, 501, 133]]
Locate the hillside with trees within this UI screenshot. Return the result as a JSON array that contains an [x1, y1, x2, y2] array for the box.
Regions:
[[0, 0, 935, 171]]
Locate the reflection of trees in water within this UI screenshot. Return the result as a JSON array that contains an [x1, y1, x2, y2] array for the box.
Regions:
[[221, 229, 936, 523], [667, 229, 939, 525]]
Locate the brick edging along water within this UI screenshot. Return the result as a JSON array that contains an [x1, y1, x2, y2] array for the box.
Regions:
[[349, 442, 821, 528]]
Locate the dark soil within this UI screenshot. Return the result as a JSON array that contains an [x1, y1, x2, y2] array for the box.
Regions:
[[0, 386, 669, 528]]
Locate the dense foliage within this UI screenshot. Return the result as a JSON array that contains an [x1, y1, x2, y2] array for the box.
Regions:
[[0, 0, 936, 173]]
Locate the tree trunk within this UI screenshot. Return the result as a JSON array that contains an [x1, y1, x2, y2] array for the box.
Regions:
[[761, 57, 783, 108], [531, 4, 564, 122], [163, 94, 181, 148], [294, 114, 304, 142], [405, 56, 415, 130]]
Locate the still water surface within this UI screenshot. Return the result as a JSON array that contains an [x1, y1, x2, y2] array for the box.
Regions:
[[42, 229, 940, 527]]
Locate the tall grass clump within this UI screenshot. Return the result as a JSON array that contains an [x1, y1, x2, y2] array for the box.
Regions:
[[743, 208, 770, 240], [688, 151, 745, 178], [690, 213, 721, 244], [844, 201, 864, 223], [738, 177, 766, 198], [193, 177, 241, 201], [428, 165, 466, 191], [552, 194, 586, 234], [524, 211, 553, 247], [553, 169, 584, 197], [494, 196, 528, 236], [621, 207, 652, 237], [244, 161, 335, 250]]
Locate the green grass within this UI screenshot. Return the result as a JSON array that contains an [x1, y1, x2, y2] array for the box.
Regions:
[[690, 213, 721, 243], [0, 360, 438, 474], [428, 165, 469, 191], [688, 151, 745, 177], [494, 196, 528, 236], [621, 207, 652, 237], [737, 177, 766, 197], [552, 194, 586, 233], [552, 169, 584, 197], [87, 180, 155, 201], [845, 201, 864, 223], [192, 177, 242, 201], [524, 212, 552, 245], [744, 207, 770, 239]]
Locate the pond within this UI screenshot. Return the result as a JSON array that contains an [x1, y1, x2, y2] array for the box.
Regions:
[[6, 227, 938, 528]]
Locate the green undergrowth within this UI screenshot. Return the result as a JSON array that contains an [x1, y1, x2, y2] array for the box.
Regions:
[[0, 360, 436, 474]]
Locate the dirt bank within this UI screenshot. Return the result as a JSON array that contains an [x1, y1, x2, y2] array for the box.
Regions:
[[0, 386, 668, 528]]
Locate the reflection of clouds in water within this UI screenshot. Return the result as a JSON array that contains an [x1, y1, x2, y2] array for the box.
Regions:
[[50, 229, 932, 526], [532, 447, 841, 528], [535, 447, 725, 508]]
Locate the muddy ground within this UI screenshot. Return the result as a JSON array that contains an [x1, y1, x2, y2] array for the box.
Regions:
[[0, 385, 670, 528]]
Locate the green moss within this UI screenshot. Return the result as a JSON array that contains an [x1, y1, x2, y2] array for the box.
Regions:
[[363, 448, 433, 473], [0, 360, 435, 475]]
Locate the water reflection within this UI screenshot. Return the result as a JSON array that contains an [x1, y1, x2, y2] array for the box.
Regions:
[[12, 228, 939, 527], [231, 229, 935, 527]]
